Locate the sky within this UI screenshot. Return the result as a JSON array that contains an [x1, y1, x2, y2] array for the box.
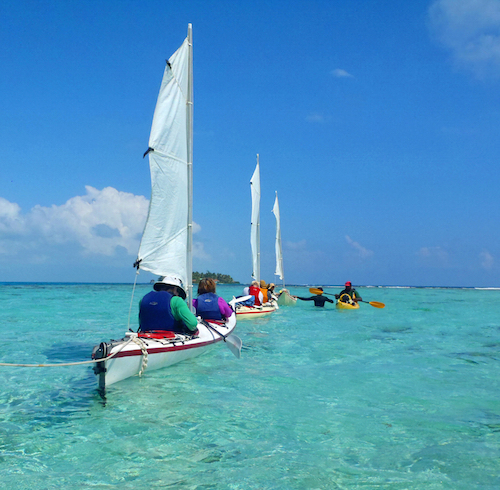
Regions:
[[1, 0, 500, 287]]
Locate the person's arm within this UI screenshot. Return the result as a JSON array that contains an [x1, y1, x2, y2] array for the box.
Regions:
[[170, 296, 199, 331], [353, 290, 362, 302], [296, 296, 313, 301], [327, 297, 334, 303], [218, 297, 234, 319]]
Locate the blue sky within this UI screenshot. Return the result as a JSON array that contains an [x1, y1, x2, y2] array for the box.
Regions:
[[1, 0, 500, 287]]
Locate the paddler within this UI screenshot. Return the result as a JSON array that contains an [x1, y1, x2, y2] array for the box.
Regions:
[[139, 276, 199, 335], [335, 281, 362, 305], [260, 280, 270, 303], [243, 281, 263, 306], [296, 287, 334, 307]]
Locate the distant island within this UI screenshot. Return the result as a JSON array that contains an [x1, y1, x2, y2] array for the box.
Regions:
[[192, 271, 237, 284]]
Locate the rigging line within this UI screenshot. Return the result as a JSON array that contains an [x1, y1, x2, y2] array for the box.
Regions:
[[0, 337, 135, 368], [128, 269, 140, 331]]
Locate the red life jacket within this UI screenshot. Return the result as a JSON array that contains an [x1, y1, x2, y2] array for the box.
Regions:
[[249, 285, 261, 306]]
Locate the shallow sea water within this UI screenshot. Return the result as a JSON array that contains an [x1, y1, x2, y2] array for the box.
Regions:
[[0, 283, 499, 489]]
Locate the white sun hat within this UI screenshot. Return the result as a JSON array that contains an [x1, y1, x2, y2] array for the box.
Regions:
[[153, 276, 186, 299]]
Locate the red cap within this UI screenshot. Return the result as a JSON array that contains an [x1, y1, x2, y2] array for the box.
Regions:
[[345, 281, 352, 287]]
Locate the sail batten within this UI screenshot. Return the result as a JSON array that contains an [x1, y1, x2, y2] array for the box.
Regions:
[[136, 25, 193, 302]]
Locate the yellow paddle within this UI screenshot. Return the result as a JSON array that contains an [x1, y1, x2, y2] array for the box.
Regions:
[[308, 288, 385, 308]]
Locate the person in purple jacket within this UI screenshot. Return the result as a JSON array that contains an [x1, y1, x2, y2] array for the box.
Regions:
[[193, 278, 233, 321]]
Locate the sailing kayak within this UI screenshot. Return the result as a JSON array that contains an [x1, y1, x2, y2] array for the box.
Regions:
[[277, 289, 297, 306], [235, 303, 277, 318], [92, 313, 237, 390]]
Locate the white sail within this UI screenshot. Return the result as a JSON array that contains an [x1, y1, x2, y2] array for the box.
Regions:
[[136, 25, 193, 301], [250, 155, 261, 282], [272, 192, 284, 282]]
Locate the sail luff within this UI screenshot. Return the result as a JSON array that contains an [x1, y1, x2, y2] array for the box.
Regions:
[[250, 155, 261, 283], [272, 191, 284, 285]]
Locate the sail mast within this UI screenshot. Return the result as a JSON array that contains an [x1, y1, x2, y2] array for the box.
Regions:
[[250, 154, 261, 283], [186, 23, 194, 310]]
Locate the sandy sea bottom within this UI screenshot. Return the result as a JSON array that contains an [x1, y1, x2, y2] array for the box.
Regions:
[[0, 283, 499, 489]]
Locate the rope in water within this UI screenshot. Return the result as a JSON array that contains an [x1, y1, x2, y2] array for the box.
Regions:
[[0, 336, 136, 368]]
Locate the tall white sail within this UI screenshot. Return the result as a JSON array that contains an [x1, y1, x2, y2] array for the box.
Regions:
[[272, 191, 284, 283], [135, 25, 193, 302], [250, 155, 261, 282]]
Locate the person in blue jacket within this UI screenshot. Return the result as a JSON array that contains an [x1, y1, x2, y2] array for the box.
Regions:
[[193, 278, 233, 321], [139, 276, 198, 335]]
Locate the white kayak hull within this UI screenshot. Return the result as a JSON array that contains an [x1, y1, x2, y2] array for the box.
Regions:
[[92, 313, 237, 390], [235, 303, 277, 319], [277, 289, 297, 306]]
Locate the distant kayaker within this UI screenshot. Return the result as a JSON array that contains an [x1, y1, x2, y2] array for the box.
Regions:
[[193, 278, 233, 321], [260, 280, 270, 303], [139, 276, 199, 335], [243, 281, 263, 306], [267, 283, 278, 301], [296, 287, 334, 307], [335, 282, 362, 305]]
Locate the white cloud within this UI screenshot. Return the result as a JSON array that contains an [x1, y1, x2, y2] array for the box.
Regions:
[[285, 239, 308, 250], [0, 197, 25, 235], [305, 112, 326, 123], [192, 222, 201, 234], [331, 68, 354, 78], [428, 0, 500, 77], [345, 235, 374, 259], [416, 246, 449, 266], [0, 186, 206, 262], [480, 249, 494, 269]]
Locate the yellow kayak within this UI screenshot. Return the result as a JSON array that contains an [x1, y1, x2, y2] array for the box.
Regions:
[[336, 294, 360, 309]]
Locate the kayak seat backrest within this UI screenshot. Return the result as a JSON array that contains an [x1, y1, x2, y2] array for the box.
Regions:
[[138, 330, 177, 339]]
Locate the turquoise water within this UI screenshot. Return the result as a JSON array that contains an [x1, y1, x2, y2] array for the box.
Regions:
[[0, 283, 499, 489]]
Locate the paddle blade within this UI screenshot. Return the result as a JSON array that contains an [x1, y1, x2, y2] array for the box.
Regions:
[[229, 295, 254, 309], [369, 301, 385, 308], [309, 287, 334, 297], [226, 334, 242, 359]]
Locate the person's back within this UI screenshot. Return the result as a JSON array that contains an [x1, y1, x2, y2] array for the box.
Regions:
[[196, 291, 222, 321], [260, 280, 269, 303], [296, 287, 334, 307], [297, 294, 333, 307], [193, 277, 233, 321], [312, 294, 333, 307], [139, 290, 183, 332], [139, 276, 199, 335], [249, 283, 262, 306]]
